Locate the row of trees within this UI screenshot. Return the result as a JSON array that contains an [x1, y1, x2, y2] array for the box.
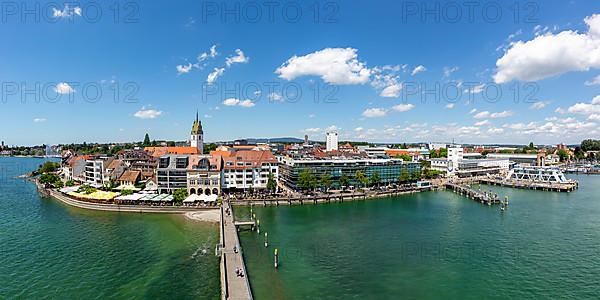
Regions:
[[581, 139, 600, 152]]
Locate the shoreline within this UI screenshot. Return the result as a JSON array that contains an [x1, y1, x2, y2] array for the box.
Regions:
[[46, 189, 219, 215]]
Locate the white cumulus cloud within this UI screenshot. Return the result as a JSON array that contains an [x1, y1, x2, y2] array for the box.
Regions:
[[134, 108, 162, 119], [226, 49, 249, 67], [473, 110, 514, 119], [275, 48, 371, 85], [33, 118, 47, 123], [584, 74, 600, 86], [54, 82, 75, 94], [392, 103, 415, 112], [362, 108, 387, 118], [53, 5, 82, 18], [411, 65, 427, 76], [494, 14, 600, 83], [222, 98, 255, 108], [176, 63, 193, 74], [207, 67, 225, 84]]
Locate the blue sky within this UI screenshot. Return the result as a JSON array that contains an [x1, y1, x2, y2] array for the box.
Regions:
[[1, 0, 599, 146]]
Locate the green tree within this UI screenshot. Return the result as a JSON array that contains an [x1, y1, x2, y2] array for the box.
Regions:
[[399, 169, 410, 183], [370, 172, 381, 187], [267, 173, 277, 193], [581, 139, 600, 151], [173, 188, 188, 205], [39, 173, 62, 187], [355, 170, 368, 188], [557, 149, 569, 162], [38, 161, 60, 173], [65, 180, 75, 187], [410, 169, 422, 182], [298, 169, 317, 191], [395, 154, 412, 162], [319, 173, 332, 191], [143, 133, 151, 146], [204, 143, 218, 154], [121, 189, 134, 196], [339, 174, 350, 189]]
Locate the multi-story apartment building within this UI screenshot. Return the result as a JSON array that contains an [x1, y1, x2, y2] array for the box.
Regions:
[[221, 150, 279, 192], [157, 155, 190, 194], [187, 155, 223, 195], [84, 158, 107, 187], [279, 157, 421, 191]]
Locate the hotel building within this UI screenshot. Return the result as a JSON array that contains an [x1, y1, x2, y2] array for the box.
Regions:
[[279, 157, 421, 191], [187, 155, 223, 195], [220, 149, 279, 192], [326, 131, 338, 152], [157, 155, 190, 194]]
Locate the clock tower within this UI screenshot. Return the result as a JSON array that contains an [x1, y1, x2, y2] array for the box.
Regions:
[[190, 112, 204, 154]]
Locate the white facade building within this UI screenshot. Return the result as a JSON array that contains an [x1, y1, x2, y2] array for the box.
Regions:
[[447, 147, 463, 173], [326, 131, 338, 152]]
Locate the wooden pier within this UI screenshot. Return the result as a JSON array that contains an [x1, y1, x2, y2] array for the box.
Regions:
[[446, 182, 503, 205], [218, 201, 253, 300]]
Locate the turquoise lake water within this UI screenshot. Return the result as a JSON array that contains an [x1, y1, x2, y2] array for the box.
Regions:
[[0, 157, 220, 299], [3, 156, 600, 299], [238, 174, 600, 299]]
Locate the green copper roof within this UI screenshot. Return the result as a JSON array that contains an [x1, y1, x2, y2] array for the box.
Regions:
[[191, 112, 203, 134]]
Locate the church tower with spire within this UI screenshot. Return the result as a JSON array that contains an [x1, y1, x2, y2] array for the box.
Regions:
[[190, 112, 204, 154]]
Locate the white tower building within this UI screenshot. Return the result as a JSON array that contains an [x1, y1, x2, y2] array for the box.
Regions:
[[190, 112, 204, 154], [326, 131, 338, 152]]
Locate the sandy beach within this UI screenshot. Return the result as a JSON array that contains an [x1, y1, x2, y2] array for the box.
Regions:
[[184, 210, 220, 223]]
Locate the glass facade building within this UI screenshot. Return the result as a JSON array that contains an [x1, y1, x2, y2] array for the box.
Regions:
[[279, 157, 421, 190]]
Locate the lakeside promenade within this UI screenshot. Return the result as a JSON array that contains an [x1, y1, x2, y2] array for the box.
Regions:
[[47, 189, 218, 214], [220, 201, 253, 300]]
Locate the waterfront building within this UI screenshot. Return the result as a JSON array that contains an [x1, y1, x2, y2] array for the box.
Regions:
[[118, 170, 141, 186], [279, 156, 421, 191], [115, 149, 157, 180], [384, 148, 430, 161], [84, 158, 108, 187], [487, 153, 545, 166], [326, 131, 338, 152], [187, 155, 223, 195], [105, 159, 126, 182], [220, 150, 279, 192], [157, 155, 190, 194], [145, 146, 200, 157], [63, 155, 90, 182], [359, 146, 389, 158], [430, 147, 509, 177], [190, 112, 204, 154]]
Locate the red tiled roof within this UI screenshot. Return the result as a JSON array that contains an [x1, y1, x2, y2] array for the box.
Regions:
[[118, 170, 141, 183], [222, 150, 277, 170], [144, 147, 200, 157]]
